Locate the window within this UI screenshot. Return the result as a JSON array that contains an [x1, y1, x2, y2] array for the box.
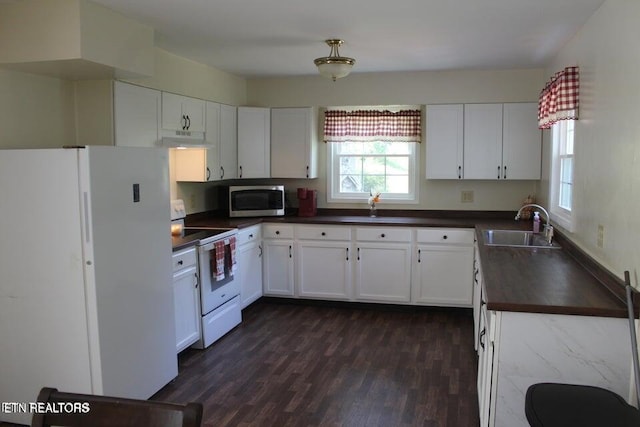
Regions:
[[328, 140, 418, 202], [323, 108, 421, 203], [550, 120, 575, 230]]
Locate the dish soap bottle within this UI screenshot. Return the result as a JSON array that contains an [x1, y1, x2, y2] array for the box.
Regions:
[[533, 211, 540, 233]]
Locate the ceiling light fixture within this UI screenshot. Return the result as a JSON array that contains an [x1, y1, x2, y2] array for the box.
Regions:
[[314, 39, 355, 81]]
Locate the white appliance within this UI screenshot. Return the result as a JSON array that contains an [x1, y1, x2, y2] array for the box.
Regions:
[[0, 146, 177, 424], [188, 228, 241, 349]]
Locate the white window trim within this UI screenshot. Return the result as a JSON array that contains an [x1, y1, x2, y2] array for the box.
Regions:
[[326, 142, 420, 204], [549, 121, 575, 232]]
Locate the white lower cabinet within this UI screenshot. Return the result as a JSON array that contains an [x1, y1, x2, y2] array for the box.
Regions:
[[237, 225, 263, 308], [172, 247, 201, 353], [354, 227, 412, 303], [262, 224, 295, 296], [412, 228, 474, 306], [297, 225, 352, 300], [478, 310, 632, 427]]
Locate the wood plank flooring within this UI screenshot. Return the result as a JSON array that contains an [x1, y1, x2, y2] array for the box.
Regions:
[[152, 300, 480, 427]]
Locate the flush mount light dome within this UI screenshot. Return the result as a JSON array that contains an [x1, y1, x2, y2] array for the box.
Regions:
[[314, 39, 355, 81]]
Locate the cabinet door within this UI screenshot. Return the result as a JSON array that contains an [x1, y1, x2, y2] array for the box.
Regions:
[[502, 103, 541, 180], [426, 104, 464, 179], [262, 239, 294, 296], [413, 244, 473, 306], [113, 81, 160, 147], [174, 148, 211, 182], [464, 104, 503, 180], [219, 104, 238, 180], [204, 102, 221, 180], [238, 107, 270, 178], [355, 243, 412, 302], [271, 107, 317, 178], [182, 97, 205, 132], [161, 92, 187, 131], [172, 265, 200, 353], [238, 239, 263, 308], [297, 241, 351, 300]]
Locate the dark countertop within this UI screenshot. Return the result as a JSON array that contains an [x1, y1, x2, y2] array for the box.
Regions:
[[179, 212, 629, 318]]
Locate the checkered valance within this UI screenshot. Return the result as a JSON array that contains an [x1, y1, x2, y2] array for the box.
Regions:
[[538, 66, 579, 129], [323, 109, 422, 142]]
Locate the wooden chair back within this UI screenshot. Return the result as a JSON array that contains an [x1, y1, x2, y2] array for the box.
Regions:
[[31, 387, 202, 427]]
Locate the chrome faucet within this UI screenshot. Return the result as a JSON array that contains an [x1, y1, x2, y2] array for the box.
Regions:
[[515, 203, 554, 244]]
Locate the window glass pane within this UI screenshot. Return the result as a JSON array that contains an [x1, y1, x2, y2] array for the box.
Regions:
[[559, 182, 572, 211], [386, 175, 409, 193], [560, 157, 573, 183], [385, 142, 412, 155], [386, 157, 409, 175], [363, 175, 386, 193], [362, 157, 386, 174], [340, 175, 362, 192], [336, 142, 363, 155], [339, 156, 361, 175], [566, 121, 575, 154]]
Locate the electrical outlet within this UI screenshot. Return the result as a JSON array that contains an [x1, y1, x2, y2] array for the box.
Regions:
[[461, 190, 474, 203], [189, 193, 196, 210], [597, 224, 604, 248]]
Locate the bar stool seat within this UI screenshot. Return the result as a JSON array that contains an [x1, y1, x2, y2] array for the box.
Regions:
[[525, 382, 640, 427]]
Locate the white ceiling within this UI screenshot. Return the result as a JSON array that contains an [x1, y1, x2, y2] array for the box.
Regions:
[[92, 0, 605, 78]]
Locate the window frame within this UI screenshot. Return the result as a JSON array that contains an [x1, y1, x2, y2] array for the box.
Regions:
[[549, 120, 575, 231], [326, 140, 419, 204]]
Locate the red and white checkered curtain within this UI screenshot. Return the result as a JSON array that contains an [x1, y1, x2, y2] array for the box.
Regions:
[[538, 66, 579, 129], [323, 109, 422, 142]]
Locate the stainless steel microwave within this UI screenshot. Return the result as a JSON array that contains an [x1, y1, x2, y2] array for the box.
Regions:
[[226, 185, 285, 217]]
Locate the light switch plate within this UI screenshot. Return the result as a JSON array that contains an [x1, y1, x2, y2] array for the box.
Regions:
[[461, 190, 474, 203]]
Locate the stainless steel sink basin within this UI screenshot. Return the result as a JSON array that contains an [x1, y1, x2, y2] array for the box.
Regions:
[[482, 229, 561, 249]]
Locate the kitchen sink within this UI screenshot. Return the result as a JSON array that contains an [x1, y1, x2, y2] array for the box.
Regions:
[[482, 229, 561, 249]]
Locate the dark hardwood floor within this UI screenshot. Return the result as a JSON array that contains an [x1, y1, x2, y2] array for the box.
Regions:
[[152, 300, 480, 427]]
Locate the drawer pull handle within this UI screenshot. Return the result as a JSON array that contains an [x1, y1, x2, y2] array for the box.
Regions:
[[418, 249, 421, 263], [479, 328, 486, 350], [177, 260, 183, 265], [346, 248, 349, 261]]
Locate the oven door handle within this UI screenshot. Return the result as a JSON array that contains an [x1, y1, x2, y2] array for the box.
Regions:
[[200, 242, 215, 252]]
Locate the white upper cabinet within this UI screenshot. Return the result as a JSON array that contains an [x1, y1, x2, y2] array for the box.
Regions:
[[161, 92, 205, 133], [271, 107, 318, 179], [425, 104, 464, 179], [502, 103, 541, 180], [174, 102, 238, 182], [237, 106, 270, 179], [427, 102, 541, 180], [113, 81, 160, 147], [219, 104, 238, 180], [464, 103, 504, 180]]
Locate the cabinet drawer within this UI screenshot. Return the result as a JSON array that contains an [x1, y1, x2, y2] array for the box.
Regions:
[[355, 227, 412, 243], [296, 225, 351, 241], [262, 223, 294, 239], [172, 246, 197, 272], [238, 226, 262, 246], [416, 228, 474, 244]]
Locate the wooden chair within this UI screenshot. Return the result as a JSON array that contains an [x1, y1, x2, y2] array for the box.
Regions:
[[31, 387, 203, 427]]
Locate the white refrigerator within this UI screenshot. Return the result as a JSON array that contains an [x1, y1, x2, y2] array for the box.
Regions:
[[0, 146, 178, 424]]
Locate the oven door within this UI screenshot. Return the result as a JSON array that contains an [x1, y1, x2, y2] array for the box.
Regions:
[[197, 240, 240, 315]]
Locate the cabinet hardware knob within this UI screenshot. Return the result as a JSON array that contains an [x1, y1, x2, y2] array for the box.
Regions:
[[258, 245, 263, 257], [186, 115, 191, 130], [503, 165, 507, 179], [206, 167, 211, 181], [321, 232, 326, 236], [381, 233, 386, 238], [306, 165, 309, 178], [275, 230, 280, 235], [177, 260, 183, 265], [220, 166, 224, 179], [418, 249, 421, 263], [239, 165, 243, 178], [249, 234, 254, 238], [479, 328, 486, 350], [182, 115, 187, 130], [458, 165, 462, 179], [289, 245, 292, 258], [497, 165, 501, 179], [443, 235, 448, 240], [346, 247, 349, 261], [357, 247, 360, 260]]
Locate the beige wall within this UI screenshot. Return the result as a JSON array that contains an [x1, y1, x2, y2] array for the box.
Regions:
[[0, 69, 76, 149], [539, 0, 640, 282], [246, 69, 544, 211]]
